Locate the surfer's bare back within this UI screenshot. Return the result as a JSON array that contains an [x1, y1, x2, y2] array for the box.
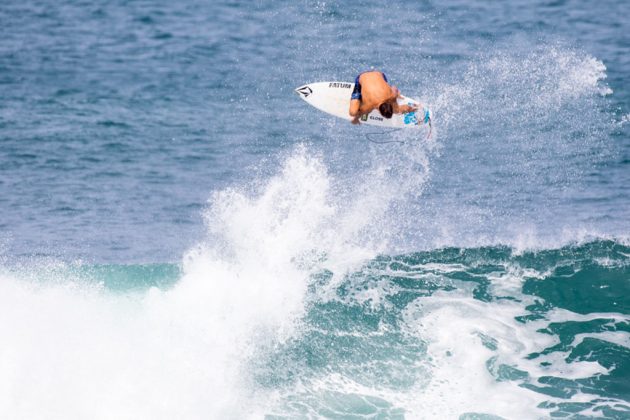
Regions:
[[348, 71, 418, 124]]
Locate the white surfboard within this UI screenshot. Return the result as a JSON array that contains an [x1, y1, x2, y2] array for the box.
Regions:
[[295, 81, 431, 129]]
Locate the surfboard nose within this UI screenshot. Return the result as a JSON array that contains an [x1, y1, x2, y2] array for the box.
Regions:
[[295, 85, 313, 98]]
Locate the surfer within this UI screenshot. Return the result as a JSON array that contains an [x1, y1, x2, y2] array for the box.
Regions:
[[349, 71, 418, 124]]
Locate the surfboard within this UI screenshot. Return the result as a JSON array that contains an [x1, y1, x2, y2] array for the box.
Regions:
[[295, 81, 431, 129]]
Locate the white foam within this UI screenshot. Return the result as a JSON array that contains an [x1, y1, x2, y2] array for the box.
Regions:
[[1, 144, 432, 419], [0, 149, 319, 418], [391, 259, 629, 419], [401, 293, 547, 419]]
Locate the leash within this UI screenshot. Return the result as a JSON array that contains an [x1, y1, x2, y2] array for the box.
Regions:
[[365, 128, 405, 144]]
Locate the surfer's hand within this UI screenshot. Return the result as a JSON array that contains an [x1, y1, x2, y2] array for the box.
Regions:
[[401, 104, 418, 113]]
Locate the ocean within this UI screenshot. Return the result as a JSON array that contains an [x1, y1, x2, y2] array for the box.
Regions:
[[0, 0, 628, 418]]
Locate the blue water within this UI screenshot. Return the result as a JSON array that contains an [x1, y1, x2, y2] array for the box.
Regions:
[[1, 0, 629, 418]]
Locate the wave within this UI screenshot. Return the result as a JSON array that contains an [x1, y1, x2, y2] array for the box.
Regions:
[[1, 239, 628, 419]]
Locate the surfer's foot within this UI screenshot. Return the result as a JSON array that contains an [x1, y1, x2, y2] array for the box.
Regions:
[[351, 117, 361, 125]]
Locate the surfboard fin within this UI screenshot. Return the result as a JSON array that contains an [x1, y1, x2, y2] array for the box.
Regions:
[[424, 108, 432, 139]]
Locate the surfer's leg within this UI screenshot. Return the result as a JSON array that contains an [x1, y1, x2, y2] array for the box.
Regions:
[[349, 74, 362, 117], [351, 75, 362, 100]]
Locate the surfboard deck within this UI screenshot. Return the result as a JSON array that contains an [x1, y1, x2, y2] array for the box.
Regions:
[[295, 81, 431, 128]]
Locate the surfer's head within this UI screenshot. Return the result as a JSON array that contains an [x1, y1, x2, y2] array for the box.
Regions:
[[379, 102, 393, 119]]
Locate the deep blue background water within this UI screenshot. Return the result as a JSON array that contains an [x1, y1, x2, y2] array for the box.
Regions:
[[1, 0, 628, 262]]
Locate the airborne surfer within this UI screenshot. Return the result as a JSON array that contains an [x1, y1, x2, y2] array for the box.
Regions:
[[348, 70, 418, 125]]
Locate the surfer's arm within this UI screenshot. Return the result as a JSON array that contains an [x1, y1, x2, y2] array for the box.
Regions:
[[388, 86, 413, 114], [349, 99, 361, 116], [349, 99, 366, 124], [388, 86, 419, 113], [349, 104, 375, 124], [390, 86, 401, 99], [392, 102, 418, 114]]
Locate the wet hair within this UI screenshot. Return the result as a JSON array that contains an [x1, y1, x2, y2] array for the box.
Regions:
[[379, 102, 393, 119]]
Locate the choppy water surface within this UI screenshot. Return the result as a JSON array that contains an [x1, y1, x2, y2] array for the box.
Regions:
[[1, 0, 628, 418]]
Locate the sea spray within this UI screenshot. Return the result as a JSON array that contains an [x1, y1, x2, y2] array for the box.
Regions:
[[398, 45, 616, 251], [0, 143, 434, 419]]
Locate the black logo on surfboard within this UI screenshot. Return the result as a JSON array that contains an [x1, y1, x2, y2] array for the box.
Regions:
[[296, 86, 312, 98]]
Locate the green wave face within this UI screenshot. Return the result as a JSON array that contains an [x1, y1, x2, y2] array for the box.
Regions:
[[1, 261, 181, 292], [1, 241, 627, 419], [256, 240, 630, 418]]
